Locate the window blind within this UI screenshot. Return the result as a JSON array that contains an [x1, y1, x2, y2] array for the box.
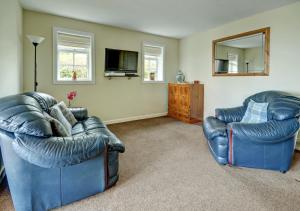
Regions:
[[144, 45, 163, 57], [57, 32, 91, 49]]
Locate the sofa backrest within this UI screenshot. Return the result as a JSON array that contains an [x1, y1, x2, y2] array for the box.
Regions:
[[243, 91, 287, 105], [243, 91, 300, 121], [0, 94, 53, 137], [23, 92, 57, 112]]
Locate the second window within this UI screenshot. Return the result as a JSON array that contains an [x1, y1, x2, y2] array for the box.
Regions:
[[142, 42, 164, 82]]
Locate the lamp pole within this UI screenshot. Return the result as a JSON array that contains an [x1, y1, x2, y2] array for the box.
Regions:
[[33, 42, 38, 91], [27, 35, 45, 92]]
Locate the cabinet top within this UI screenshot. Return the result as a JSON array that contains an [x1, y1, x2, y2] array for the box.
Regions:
[[168, 83, 203, 86]]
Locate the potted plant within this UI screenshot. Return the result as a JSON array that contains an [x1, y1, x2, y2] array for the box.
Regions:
[[67, 91, 77, 107], [150, 72, 155, 81]]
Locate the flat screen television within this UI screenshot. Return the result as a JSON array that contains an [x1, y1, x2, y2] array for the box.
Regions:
[[105, 48, 138, 73]]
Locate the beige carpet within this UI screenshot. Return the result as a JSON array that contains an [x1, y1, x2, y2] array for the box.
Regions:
[[1, 117, 300, 211]]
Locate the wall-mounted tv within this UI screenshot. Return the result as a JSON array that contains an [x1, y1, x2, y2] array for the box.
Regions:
[[105, 48, 138, 73]]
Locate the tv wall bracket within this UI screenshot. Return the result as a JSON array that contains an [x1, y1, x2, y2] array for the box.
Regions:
[[104, 73, 139, 80]]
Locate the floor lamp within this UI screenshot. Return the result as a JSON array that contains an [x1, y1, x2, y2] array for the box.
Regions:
[[27, 35, 45, 92]]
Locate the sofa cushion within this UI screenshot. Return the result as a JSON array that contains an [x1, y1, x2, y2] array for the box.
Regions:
[[268, 97, 300, 120], [23, 92, 57, 113], [243, 91, 287, 106], [0, 95, 53, 137], [72, 116, 106, 136], [50, 105, 72, 136], [72, 116, 125, 153], [241, 99, 268, 123], [69, 107, 88, 121], [13, 133, 108, 168]]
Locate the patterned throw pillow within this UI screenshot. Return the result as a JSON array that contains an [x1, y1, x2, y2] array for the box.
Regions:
[[43, 112, 70, 137], [241, 99, 269, 123], [49, 105, 72, 136], [57, 101, 78, 126]]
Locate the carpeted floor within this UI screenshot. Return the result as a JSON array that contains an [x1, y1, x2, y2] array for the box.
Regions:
[[1, 117, 300, 211]]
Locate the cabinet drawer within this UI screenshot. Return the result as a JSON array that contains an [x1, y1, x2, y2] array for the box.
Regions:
[[168, 83, 203, 124], [179, 86, 191, 95], [179, 96, 190, 107], [168, 85, 179, 96]]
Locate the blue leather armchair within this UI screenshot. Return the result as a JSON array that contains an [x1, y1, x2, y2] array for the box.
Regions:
[[0, 92, 125, 211], [203, 91, 300, 172]]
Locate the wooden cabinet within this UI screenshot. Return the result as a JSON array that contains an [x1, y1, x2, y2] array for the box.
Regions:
[[168, 83, 204, 124]]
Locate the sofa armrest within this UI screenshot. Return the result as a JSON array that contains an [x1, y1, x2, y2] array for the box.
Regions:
[[12, 133, 108, 168], [108, 135, 125, 153], [203, 116, 227, 140], [102, 128, 125, 153], [69, 107, 88, 121], [228, 118, 299, 144], [215, 106, 245, 123]]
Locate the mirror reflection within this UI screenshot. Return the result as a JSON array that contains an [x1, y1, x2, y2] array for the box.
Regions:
[[213, 28, 270, 76]]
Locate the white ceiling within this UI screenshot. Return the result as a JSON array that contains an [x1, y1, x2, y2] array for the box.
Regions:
[[20, 0, 299, 38], [219, 34, 264, 48]]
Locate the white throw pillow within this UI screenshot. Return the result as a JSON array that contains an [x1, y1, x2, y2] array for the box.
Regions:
[[241, 99, 268, 123], [50, 105, 72, 136], [57, 101, 78, 126]]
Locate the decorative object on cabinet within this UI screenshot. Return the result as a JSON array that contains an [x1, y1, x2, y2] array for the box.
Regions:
[[168, 83, 204, 124], [176, 70, 185, 83]]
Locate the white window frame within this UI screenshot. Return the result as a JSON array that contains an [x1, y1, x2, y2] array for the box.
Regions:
[[53, 27, 95, 84], [228, 53, 238, 73], [142, 41, 165, 83]]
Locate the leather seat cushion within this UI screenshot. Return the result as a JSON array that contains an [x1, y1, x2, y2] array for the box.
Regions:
[[72, 116, 106, 136], [72, 116, 125, 153]]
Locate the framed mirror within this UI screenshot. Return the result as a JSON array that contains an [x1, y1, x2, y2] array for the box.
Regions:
[[212, 27, 270, 76]]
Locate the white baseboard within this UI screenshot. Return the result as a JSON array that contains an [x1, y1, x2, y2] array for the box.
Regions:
[[104, 112, 168, 125]]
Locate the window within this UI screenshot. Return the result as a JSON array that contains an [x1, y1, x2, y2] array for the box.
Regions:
[[142, 42, 164, 82], [53, 27, 95, 84], [228, 53, 238, 73]]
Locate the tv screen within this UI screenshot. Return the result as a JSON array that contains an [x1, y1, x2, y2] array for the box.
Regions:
[[105, 48, 138, 73]]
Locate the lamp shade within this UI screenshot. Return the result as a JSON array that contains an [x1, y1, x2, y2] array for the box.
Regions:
[[27, 35, 45, 44]]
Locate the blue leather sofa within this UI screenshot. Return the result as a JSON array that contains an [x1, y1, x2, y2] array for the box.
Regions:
[[0, 92, 125, 211], [203, 91, 300, 172], [0, 148, 4, 188]]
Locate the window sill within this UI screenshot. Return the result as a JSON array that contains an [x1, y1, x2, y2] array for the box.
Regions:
[[142, 80, 166, 84], [53, 80, 95, 85]]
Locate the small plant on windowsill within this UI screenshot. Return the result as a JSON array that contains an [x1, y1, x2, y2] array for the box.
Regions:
[[72, 71, 77, 81], [67, 91, 77, 107], [150, 72, 155, 81]]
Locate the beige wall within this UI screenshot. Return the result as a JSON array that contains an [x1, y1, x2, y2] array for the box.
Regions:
[[244, 47, 264, 72], [23, 11, 179, 122], [0, 0, 23, 97], [180, 2, 300, 117]]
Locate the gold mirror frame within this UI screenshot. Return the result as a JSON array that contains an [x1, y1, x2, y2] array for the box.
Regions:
[[212, 27, 270, 76]]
